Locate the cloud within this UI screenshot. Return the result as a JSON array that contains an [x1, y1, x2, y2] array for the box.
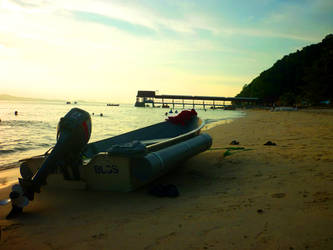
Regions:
[[262, 0, 333, 40], [2, 0, 55, 14], [1, 0, 331, 101], [10, 0, 47, 8], [60, 1, 326, 43], [5, 0, 326, 43], [70, 10, 156, 37]]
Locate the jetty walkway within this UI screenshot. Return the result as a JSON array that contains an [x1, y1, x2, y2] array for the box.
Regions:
[[134, 90, 259, 109]]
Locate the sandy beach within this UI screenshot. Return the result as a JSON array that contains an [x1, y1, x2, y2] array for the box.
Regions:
[[0, 109, 332, 249]]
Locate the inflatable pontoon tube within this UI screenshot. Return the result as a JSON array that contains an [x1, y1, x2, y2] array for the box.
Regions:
[[133, 133, 212, 181]]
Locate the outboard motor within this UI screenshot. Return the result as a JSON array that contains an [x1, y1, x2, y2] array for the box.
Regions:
[[7, 108, 91, 219]]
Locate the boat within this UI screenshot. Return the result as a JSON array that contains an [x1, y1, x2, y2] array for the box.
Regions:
[[2, 108, 212, 218], [17, 109, 212, 193], [106, 103, 120, 106]]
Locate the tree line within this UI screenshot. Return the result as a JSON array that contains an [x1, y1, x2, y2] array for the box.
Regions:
[[236, 34, 333, 106]]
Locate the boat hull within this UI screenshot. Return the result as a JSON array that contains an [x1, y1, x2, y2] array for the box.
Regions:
[[82, 133, 212, 191]]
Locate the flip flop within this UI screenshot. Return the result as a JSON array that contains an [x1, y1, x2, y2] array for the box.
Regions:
[[264, 141, 276, 146]]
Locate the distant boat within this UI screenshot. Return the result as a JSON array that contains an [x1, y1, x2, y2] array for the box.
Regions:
[[107, 104, 120, 106], [66, 101, 71, 104]]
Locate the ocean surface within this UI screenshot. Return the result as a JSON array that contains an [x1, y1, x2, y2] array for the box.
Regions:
[[0, 100, 245, 167]]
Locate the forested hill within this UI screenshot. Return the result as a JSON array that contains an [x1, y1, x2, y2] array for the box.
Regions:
[[236, 34, 333, 106]]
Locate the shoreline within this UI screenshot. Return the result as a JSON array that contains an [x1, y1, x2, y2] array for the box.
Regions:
[[1, 109, 332, 249]]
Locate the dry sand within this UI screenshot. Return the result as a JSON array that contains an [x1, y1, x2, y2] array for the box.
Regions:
[[0, 109, 332, 249]]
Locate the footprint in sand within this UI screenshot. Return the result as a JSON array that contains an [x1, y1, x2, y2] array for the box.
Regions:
[[312, 191, 330, 203], [91, 233, 106, 239], [0, 177, 7, 185], [271, 193, 286, 198], [0, 223, 23, 231]]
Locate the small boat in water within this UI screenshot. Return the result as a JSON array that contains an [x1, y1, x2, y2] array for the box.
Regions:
[[106, 103, 120, 106]]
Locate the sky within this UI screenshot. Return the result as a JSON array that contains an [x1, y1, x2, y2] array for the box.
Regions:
[[0, 0, 332, 103]]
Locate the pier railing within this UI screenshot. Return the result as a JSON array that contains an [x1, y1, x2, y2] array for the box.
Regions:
[[134, 90, 259, 109]]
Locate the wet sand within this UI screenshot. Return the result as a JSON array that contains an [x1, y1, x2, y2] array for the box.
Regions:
[[0, 109, 333, 249]]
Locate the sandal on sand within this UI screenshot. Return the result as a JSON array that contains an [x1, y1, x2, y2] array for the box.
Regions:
[[230, 140, 240, 145], [264, 141, 276, 146]]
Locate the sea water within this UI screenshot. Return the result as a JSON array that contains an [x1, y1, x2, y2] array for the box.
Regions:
[[0, 100, 245, 168]]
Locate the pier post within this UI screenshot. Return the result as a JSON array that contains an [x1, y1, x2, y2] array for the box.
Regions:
[[172, 99, 174, 109], [203, 100, 205, 110], [182, 99, 184, 109], [192, 99, 195, 109]]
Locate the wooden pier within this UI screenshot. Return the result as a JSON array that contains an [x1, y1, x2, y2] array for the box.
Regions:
[[134, 91, 259, 109]]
